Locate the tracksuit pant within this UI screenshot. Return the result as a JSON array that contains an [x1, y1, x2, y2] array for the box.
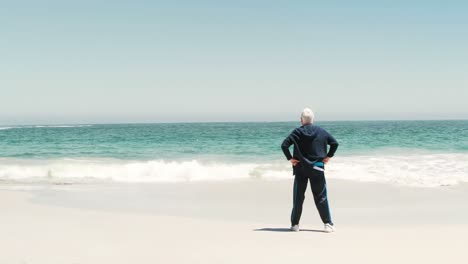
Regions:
[[291, 167, 333, 226]]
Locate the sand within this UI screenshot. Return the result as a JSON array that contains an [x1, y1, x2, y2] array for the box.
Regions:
[[1, 179, 467, 264]]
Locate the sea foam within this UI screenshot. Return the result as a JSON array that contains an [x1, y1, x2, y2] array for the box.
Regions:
[[0, 153, 467, 187]]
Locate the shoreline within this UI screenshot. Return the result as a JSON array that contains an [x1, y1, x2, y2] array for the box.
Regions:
[[3, 179, 468, 226], [1, 179, 467, 263]]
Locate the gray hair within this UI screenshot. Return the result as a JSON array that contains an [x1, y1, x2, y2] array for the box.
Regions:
[[301, 108, 315, 124]]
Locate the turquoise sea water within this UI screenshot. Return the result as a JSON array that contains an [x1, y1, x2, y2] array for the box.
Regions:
[[0, 120, 467, 187]]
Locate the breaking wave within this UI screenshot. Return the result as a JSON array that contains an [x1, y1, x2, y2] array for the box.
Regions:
[[0, 153, 467, 187]]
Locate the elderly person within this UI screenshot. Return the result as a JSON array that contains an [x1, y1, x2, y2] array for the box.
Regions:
[[281, 108, 339, 233]]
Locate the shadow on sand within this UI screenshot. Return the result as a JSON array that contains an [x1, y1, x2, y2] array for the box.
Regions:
[[254, 227, 326, 233]]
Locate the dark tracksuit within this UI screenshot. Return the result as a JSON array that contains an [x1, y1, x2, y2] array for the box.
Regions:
[[281, 124, 339, 226]]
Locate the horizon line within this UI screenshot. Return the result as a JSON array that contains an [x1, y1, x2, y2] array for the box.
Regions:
[[1, 118, 467, 127]]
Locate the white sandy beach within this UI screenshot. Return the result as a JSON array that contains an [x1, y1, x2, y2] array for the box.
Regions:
[[1, 179, 467, 264]]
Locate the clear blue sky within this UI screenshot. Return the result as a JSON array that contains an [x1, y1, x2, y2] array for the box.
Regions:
[[1, 0, 467, 124]]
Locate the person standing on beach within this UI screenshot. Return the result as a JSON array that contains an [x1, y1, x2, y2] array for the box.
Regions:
[[281, 108, 339, 233]]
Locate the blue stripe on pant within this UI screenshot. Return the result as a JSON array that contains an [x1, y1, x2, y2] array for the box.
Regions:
[[291, 167, 333, 226]]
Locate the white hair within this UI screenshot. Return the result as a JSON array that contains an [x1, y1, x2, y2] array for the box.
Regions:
[[301, 108, 315, 124]]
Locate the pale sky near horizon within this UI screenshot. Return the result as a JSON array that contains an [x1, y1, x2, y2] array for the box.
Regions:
[[1, 1, 467, 125]]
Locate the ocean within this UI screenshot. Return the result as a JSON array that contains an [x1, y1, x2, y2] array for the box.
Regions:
[[0, 120, 467, 187]]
